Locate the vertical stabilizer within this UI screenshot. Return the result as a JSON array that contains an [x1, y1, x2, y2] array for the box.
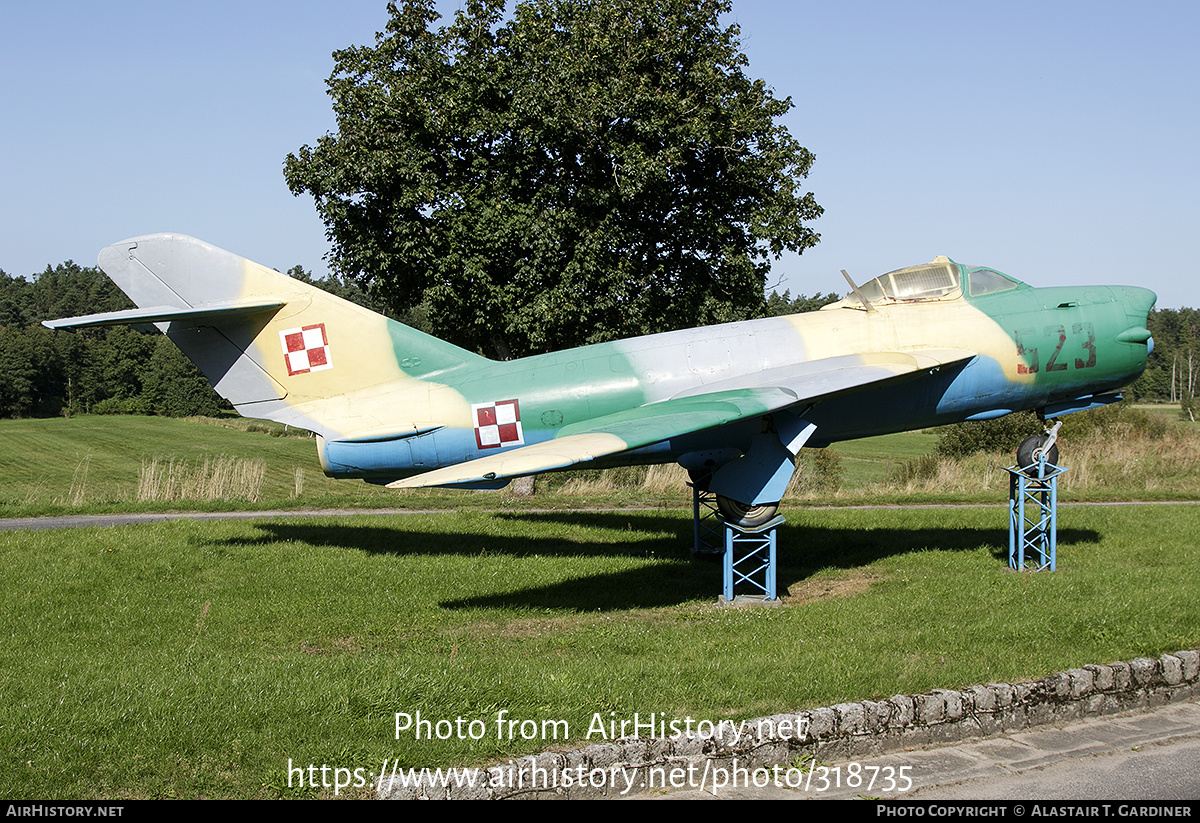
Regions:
[[78, 234, 484, 437]]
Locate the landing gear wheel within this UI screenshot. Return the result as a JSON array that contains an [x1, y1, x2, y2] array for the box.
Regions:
[[716, 496, 779, 528], [1016, 434, 1059, 476]]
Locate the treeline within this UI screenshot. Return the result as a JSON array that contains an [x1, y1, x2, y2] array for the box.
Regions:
[[0, 262, 225, 418], [1136, 308, 1199, 413], [0, 262, 1194, 419], [0, 262, 430, 420]]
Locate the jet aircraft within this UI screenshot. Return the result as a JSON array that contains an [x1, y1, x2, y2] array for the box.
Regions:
[[45, 234, 1156, 525]]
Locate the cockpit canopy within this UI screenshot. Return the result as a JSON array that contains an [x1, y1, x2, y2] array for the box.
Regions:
[[828, 256, 1025, 310]]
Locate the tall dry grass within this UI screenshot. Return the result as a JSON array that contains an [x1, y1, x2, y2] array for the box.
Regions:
[[1055, 424, 1200, 493], [882, 422, 1200, 497], [555, 464, 689, 495], [552, 451, 849, 500], [137, 455, 266, 502], [58, 453, 92, 506], [526, 414, 1200, 502]]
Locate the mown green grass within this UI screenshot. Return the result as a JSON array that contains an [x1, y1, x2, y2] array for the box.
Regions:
[[1, 411, 1192, 520], [0, 416, 659, 518], [2, 504, 1198, 798], [0, 416, 934, 518], [0, 416, 391, 515], [827, 430, 940, 486]]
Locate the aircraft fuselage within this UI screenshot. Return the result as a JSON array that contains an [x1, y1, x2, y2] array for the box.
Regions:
[[318, 279, 1155, 481]]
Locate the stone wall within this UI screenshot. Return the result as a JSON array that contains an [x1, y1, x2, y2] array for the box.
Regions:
[[378, 649, 1200, 799]]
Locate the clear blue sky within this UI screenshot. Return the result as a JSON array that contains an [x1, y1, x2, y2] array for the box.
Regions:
[[2, 1, 1196, 308]]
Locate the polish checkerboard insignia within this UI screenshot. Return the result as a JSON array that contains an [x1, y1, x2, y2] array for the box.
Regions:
[[473, 399, 523, 449], [280, 323, 332, 376]]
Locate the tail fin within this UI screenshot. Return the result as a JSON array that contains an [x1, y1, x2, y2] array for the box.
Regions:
[[45, 233, 484, 437]]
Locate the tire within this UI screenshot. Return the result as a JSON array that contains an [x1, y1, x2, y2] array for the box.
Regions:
[[716, 495, 779, 528], [1016, 434, 1060, 476]]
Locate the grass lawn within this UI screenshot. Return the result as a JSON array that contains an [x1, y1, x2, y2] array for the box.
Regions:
[[0, 416, 396, 515], [2, 414, 1197, 799], [827, 430, 940, 486], [2, 503, 1198, 798], [0, 416, 942, 518]]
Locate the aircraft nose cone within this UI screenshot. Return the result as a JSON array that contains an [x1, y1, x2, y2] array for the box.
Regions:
[[1110, 286, 1156, 360]]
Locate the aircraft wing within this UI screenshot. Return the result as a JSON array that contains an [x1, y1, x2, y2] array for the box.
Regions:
[[387, 348, 975, 489], [387, 386, 798, 489], [668, 349, 976, 402]]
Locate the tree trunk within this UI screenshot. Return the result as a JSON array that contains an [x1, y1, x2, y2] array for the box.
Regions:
[[510, 475, 536, 497]]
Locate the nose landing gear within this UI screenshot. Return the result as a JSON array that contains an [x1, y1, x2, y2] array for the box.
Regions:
[[1016, 420, 1062, 477]]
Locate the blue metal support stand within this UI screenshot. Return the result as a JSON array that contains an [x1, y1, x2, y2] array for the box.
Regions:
[[1005, 459, 1067, 572], [690, 482, 785, 601], [721, 515, 785, 602]]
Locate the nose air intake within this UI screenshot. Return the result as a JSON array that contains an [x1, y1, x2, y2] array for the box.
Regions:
[[1119, 286, 1157, 321], [1116, 327, 1153, 344]]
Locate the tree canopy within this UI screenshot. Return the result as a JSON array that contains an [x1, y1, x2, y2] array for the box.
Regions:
[[285, 0, 823, 358]]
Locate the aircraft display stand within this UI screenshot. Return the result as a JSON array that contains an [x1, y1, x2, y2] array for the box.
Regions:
[[719, 515, 785, 604], [689, 483, 783, 603], [689, 484, 726, 560], [1005, 459, 1067, 572]]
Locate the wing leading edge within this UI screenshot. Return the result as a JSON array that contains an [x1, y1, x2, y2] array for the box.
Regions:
[[388, 349, 976, 489]]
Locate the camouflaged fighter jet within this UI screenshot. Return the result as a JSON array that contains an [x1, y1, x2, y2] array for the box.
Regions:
[[44, 234, 1156, 526]]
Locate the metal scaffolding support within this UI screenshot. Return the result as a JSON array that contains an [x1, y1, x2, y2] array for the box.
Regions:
[[1006, 460, 1068, 572], [689, 483, 725, 559], [721, 515, 785, 602], [689, 481, 784, 601]]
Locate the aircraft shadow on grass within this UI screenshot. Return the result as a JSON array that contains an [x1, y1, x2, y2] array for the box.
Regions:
[[215, 512, 1100, 612]]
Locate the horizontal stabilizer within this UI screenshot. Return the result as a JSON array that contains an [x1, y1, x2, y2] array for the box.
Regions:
[[42, 300, 286, 330]]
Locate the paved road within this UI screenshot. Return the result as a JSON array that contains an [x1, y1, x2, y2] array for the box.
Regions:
[[3, 501, 1197, 532], [646, 697, 1200, 800], [0, 508, 428, 531]]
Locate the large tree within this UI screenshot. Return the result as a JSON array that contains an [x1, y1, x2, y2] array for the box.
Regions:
[[285, 0, 822, 358]]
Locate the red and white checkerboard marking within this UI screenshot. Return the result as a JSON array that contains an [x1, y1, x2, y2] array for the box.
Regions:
[[473, 399, 523, 449], [280, 323, 333, 376]]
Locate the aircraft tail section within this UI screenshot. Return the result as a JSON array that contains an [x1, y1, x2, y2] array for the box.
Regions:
[[45, 233, 485, 437]]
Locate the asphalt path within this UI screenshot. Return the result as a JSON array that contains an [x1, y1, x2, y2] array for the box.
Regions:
[[3, 500, 1198, 532], [0, 507, 433, 531]]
